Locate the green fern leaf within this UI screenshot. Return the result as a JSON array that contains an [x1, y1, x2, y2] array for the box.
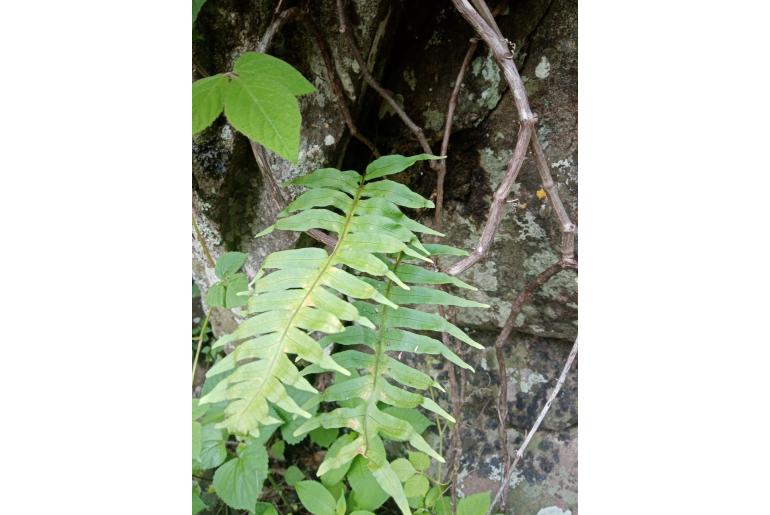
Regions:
[[200, 158, 440, 439], [295, 251, 486, 515]]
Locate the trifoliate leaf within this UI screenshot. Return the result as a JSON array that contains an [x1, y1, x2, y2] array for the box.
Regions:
[[223, 74, 301, 162], [215, 252, 247, 278]]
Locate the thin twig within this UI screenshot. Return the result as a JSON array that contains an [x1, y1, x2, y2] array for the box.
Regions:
[[492, 260, 576, 508], [446, 121, 534, 276], [529, 134, 577, 264], [445, 0, 542, 276], [257, 7, 299, 53], [336, 0, 438, 165], [487, 337, 578, 515], [298, 10, 381, 157], [435, 0, 510, 229], [435, 42, 476, 229], [192, 214, 216, 268]]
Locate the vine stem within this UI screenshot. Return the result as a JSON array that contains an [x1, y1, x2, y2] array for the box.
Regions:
[[436, 0, 510, 228], [487, 337, 578, 515], [492, 260, 576, 507], [191, 311, 211, 386], [192, 214, 215, 268]]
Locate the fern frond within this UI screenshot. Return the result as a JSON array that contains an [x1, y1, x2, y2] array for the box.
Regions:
[[295, 250, 487, 515], [199, 155, 440, 438]]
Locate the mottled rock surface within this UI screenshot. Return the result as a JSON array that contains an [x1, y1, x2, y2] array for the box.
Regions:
[[192, 0, 577, 513]]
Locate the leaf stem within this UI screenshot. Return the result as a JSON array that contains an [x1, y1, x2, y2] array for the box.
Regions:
[[192, 311, 211, 386]]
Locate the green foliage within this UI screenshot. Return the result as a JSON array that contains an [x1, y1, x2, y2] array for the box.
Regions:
[[212, 439, 268, 511], [192, 0, 207, 24], [192, 52, 315, 162], [296, 480, 337, 515], [206, 252, 249, 309], [192, 483, 207, 515], [284, 465, 305, 486], [193, 154, 487, 514], [457, 491, 492, 515]]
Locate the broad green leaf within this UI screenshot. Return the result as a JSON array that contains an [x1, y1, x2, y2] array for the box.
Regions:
[[193, 74, 228, 135], [192, 0, 207, 24], [212, 440, 268, 510], [199, 425, 227, 470], [408, 451, 430, 472], [254, 502, 279, 515], [310, 427, 339, 448], [349, 512, 376, 515], [336, 490, 347, 515], [296, 480, 337, 515], [435, 496, 453, 515], [404, 474, 429, 498], [347, 457, 389, 511], [192, 483, 207, 515], [192, 421, 202, 462], [390, 458, 416, 482], [457, 491, 491, 515], [269, 439, 285, 460], [215, 252, 247, 278], [224, 273, 249, 308], [284, 465, 305, 486], [425, 486, 442, 508], [206, 282, 225, 307], [224, 74, 301, 162], [365, 153, 444, 180], [234, 52, 315, 96], [192, 399, 208, 421]]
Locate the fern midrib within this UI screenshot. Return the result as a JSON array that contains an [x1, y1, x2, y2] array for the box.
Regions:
[[363, 252, 404, 452], [239, 176, 366, 420]]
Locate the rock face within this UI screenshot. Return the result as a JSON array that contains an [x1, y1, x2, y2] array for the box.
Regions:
[[192, 0, 577, 513]]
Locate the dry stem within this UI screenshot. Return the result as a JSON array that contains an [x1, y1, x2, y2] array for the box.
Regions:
[[336, 0, 438, 166], [493, 260, 576, 508], [488, 337, 578, 515]]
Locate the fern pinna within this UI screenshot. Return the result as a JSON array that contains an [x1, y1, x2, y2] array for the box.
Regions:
[[200, 154, 487, 514]]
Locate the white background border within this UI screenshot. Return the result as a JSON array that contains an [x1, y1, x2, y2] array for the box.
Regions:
[[1, 1, 768, 512]]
